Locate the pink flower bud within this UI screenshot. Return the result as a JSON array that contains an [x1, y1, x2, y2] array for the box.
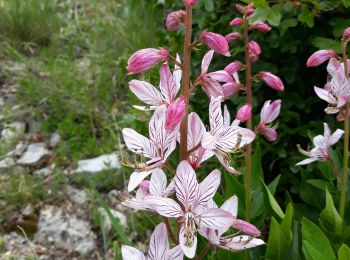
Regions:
[[229, 18, 243, 27], [225, 32, 242, 43], [127, 48, 169, 74], [183, 0, 197, 6], [236, 104, 252, 122], [222, 82, 241, 99], [258, 72, 284, 91], [251, 22, 271, 32], [233, 219, 261, 237], [165, 96, 186, 132], [248, 41, 261, 62], [200, 31, 231, 57], [224, 61, 243, 74], [166, 10, 186, 31], [236, 3, 254, 16], [306, 50, 336, 67], [343, 27, 350, 42]]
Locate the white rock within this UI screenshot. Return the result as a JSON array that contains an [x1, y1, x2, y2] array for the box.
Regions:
[[1, 122, 26, 141], [66, 185, 89, 205], [34, 205, 96, 255], [97, 207, 127, 231], [49, 132, 61, 147], [0, 157, 15, 169], [73, 153, 120, 174], [33, 167, 52, 178], [17, 143, 51, 165]]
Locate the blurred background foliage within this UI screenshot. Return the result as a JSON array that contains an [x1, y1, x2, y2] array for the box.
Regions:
[[1, 0, 350, 258]]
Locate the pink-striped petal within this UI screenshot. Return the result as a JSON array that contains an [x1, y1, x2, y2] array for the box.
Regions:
[[160, 63, 177, 102], [201, 50, 214, 74], [209, 96, 224, 134], [220, 236, 265, 251], [121, 245, 147, 260], [187, 112, 205, 150], [196, 208, 234, 230], [148, 223, 169, 260], [179, 226, 197, 258], [129, 80, 163, 106], [175, 161, 199, 208], [128, 170, 154, 192], [149, 169, 167, 196], [122, 128, 155, 158], [196, 169, 221, 206], [146, 196, 183, 218]]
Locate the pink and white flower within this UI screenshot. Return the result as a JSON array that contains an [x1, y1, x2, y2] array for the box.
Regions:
[[258, 72, 284, 91], [200, 196, 264, 251], [122, 107, 179, 191], [314, 69, 350, 114], [121, 223, 183, 260], [147, 161, 234, 258], [129, 61, 182, 111], [296, 123, 344, 165], [202, 97, 255, 174], [257, 100, 281, 142], [127, 48, 169, 74]]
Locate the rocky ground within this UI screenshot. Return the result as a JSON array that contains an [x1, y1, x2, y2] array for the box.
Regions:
[[0, 62, 130, 259]]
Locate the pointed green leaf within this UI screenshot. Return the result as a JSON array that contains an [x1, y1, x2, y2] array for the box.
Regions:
[[320, 189, 342, 234], [268, 174, 281, 195], [338, 244, 350, 260], [262, 179, 284, 219], [302, 218, 336, 260]]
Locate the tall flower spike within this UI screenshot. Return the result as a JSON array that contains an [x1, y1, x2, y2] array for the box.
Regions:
[[146, 161, 234, 258], [166, 10, 186, 31], [306, 50, 336, 67], [199, 30, 231, 57], [122, 106, 179, 191], [296, 123, 344, 166], [127, 48, 169, 74], [121, 223, 183, 260], [257, 100, 281, 142], [202, 97, 255, 173]]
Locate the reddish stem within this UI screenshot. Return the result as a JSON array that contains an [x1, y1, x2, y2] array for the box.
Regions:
[[163, 217, 178, 244], [179, 6, 193, 161]]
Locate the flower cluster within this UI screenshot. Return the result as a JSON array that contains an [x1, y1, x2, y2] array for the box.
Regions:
[[297, 27, 350, 166], [119, 1, 286, 258]]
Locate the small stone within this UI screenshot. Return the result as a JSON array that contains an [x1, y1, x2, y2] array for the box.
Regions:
[[73, 153, 120, 174], [1, 122, 26, 141], [97, 207, 127, 231], [49, 132, 61, 148], [66, 185, 89, 205], [34, 205, 96, 255], [17, 143, 51, 165], [33, 167, 53, 178], [0, 157, 15, 169]]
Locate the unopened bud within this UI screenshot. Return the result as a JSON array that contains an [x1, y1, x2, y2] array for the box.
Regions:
[[230, 18, 243, 27], [182, 0, 197, 6], [258, 72, 284, 91], [224, 61, 243, 74], [236, 104, 252, 122], [306, 50, 336, 67], [166, 10, 186, 31], [127, 48, 169, 74], [343, 27, 350, 42], [225, 32, 242, 43], [251, 22, 271, 32], [165, 96, 186, 132], [200, 31, 231, 57]]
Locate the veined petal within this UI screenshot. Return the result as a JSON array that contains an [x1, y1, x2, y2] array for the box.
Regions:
[[122, 128, 155, 158], [160, 63, 177, 102], [173, 54, 182, 94], [261, 127, 278, 142], [128, 170, 154, 192], [231, 126, 256, 147], [295, 157, 318, 166], [260, 100, 281, 124], [198, 227, 220, 246], [201, 76, 224, 99], [233, 219, 261, 236], [221, 195, 238, 217], [215, 127, 242, 153], [132, 105, 159, 111], [148, 223, 169, 260], [129, 80, 163, 106], [121, 245, 147, 260], [146, 196, 183, 218], [175, 161, 199, 208], [201, 50, 214, 74], [223, 105, 231, 127], [179, 226, 197, 259], [196, 208, 234, 230], [149, 169, 167, 196], [215, 151, 240, 174], [209, 96, 224, 134], [329, 129, 344, 146], [314, 86, 336, 104], [165, 245, 184, 260], [188, 112, 205, 150], [196, 169, 221, 206], [162, 179, 175, 197], [220, 236, 265, 251], [207, 70, 233, 83]]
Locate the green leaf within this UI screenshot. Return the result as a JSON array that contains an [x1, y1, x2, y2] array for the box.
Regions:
[[306, 179, 329, 190], [302, 218, 336, 260], [279, 18, 298, 36], [250, 7, 270, 23], [320, 189, 342, 234], [311, 37, 342, 54], [338, 244, 350, 260], [265, 204, 293, 260], [262, 179, 284, 219], [298, 6, 314, 28], [204, 0, 214, 12], [268, 174, 281, 195], [267, 5, 282, 27]]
